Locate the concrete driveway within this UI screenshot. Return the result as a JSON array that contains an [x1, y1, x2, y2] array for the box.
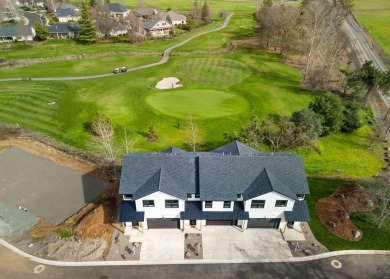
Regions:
[[0, 147, 108, 224], [126, 227, 291, 262]]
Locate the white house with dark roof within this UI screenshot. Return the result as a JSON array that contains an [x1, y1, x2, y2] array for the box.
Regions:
[[139, 17, 173, 36], [55, 3, 80, 23], [0, 25, 36, 42], [107, 3, 130, 18], [47, 23, 81, 39], [118, 141, 310, 232], [158, 11, 186, 26]]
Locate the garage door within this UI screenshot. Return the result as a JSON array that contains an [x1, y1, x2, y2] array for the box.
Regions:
[[247, 218, 281, 229], [147, 218, 180, 229], [206, 220, 235, 226]]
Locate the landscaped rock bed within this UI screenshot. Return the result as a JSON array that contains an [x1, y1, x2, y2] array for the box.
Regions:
[[184, 233, 202, 260], [287, 224, 329, 257], [316, 184, 377, 241], [106, 229, 141, 261]]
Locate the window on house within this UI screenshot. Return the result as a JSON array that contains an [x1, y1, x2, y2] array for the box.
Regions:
[[124, 194, 133, 199], [297, 194, 305, 199], [205, 201, 212, 208], [237, 193, 242, 199], [187, 194, 192, 199], [275, 200, 288, 207], [142, 200, 155, 207], [223, 201, 231, 208], [251, 200, 265, 208], [195, 194, 200, 198], [165, 200, 179, 208]]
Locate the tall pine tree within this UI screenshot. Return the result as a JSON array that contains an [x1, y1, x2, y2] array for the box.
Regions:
[[78, 0, 98, 44], [201, 1, 212, 23]]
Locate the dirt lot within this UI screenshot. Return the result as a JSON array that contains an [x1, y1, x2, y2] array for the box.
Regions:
[[0, 124, 121, 261], [316, 184, 377, 241]]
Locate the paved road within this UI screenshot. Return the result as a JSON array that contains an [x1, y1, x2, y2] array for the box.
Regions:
[[1, 244, 390, 279], [0, 13, 233, 82], [23, 11, 47, 27]]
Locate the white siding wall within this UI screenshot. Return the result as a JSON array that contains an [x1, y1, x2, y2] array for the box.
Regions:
[[245, 192, 294, 219], [202, 201, 234, 212], [135, 191, 184, 219]]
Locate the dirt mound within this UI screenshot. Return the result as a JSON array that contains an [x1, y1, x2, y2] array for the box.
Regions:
[[73, 197, 117, 241], [316, 184, 377, 241]]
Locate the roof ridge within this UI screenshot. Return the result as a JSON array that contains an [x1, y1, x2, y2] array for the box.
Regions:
[[264, 168, 297, 200]]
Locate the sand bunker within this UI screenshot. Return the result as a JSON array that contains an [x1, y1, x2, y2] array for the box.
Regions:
[[155, 77, 183, 89]]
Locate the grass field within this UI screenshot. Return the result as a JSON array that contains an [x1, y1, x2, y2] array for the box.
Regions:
[[354, 0, 390, 58], [0, 0, 385, 178], [307, 178, 390, 251]]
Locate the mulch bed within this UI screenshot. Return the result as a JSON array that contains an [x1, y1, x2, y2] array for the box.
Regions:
[[184, 233, 203, 260], [316, 184, 377, 241]]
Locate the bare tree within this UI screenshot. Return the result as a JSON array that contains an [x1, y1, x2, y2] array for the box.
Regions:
[[190, 0, 201, 22], [370, 177, 390, 228], [87, 115, 120, 174], [185, 112, 201, 152], [123, 11, 140, 43], [45, 0, 59, 12], [92, 3, 117, 37]]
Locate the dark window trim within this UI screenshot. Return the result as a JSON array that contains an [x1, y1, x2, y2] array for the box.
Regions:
[[143, 200, 155, 207], [205, 201, 212, 208], [165, 199, 179, 208], [237, 193, 242, 199], [251, 200, 265, 208], [187, 194, 192, 198], [195, 194, 200, 198], [223, 201, 231, 208], [275, 200, 288, 207]]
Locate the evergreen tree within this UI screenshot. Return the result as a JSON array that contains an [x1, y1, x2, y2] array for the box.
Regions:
[[342, 101, 362, 133], [33, 22, 49, 40], [201, 1, 212, 23], [78, 0, 98, 44], [308, 92, 345, 136]]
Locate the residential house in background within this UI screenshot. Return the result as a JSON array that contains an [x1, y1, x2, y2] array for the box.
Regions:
[[136, 7, 158, 19], [139, 17, 173, 36], [118, 141, 310, 233], [158, 11, 186, 26], [0, 25, 35, 42], [47, 23, 81, 39], [109, 22, 128, 37], [55, 3, 80, 23], [107, 3, 130, 18]]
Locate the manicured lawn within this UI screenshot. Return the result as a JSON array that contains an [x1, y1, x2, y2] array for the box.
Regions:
[[307, 178, 390, 251], [0, 55, 160, 77], [297, 125, 385, 178], [354, 0, 390, 58], [146, 89, 248, 119]]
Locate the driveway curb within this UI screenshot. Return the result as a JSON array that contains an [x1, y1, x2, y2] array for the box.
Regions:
[[1, 238, 389, 266]]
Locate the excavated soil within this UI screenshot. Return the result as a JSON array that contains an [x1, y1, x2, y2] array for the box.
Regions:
[[316, 184, 377, 241], [0, 124, 120, 260]]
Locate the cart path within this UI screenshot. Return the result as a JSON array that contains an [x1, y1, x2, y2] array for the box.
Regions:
[[0, 13, 233, 82]]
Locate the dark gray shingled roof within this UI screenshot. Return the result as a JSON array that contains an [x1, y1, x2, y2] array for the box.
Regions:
[[181, 201, 249, 220], [137, 7, 157, 16], [212, 141, 261, 155], [56, 8, 79, 17], [160, 146, 187, 155], [119, 142, 309, 201], [118, 201, 145, 222], [47, 24, 81, 33], [119, 153, 196, 199], [0, 25, 34, 37], [284, 201, 310, 222], [198, 154, 309, 201], [107, 3, 128, 13], [243, 168, 298, 201]]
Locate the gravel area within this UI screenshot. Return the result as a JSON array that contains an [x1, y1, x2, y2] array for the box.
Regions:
[[106, 226, 141, 261], [288, 224, 329, 257], [0, 202, 37, 240], [184, 233, 203, 260]]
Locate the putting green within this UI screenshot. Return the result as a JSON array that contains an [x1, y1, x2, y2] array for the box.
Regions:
[[146, 89, 248, 119], [178, 58, 252, 88]]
